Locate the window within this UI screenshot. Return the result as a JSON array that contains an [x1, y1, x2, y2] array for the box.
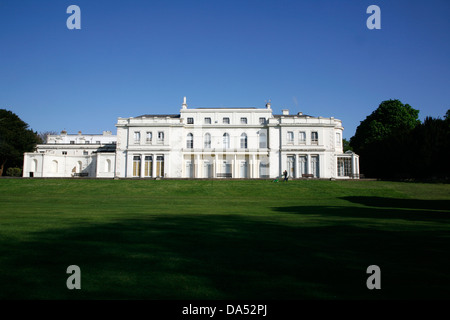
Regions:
[[70, 141, 75, 144], [85, 141, 90, 144], [338, 157, 352, 177], [287, 131, 294, 144], [134, 132, 141, 144], [144, 156, 152, 177], [223, 133, 230, 149], [62, 151, 67, 155], [259, 117, 266, 124], [157, 131, 164, 143], [106, 159, 112, 173], [259, 132, 267, 148], [146, 132, 152, 144], [204, 133, 211, 149], [299, 132, 306, 144], [186, 133, 193, 149], [240, 117, 248, 124], [223, 117, 230, 124], [240, 133, 248, 149], [336, 132, 341, 146], [204, 117, 211, 124], [311, 132, 319, 145], [83, 151, 88, 155], [133, 155, 141, 177], [187, 117, 194, 124], [96, 141, 101, 144]]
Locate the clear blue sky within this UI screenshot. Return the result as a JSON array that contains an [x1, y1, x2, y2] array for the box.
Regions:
[[1, 0, 449, 139]]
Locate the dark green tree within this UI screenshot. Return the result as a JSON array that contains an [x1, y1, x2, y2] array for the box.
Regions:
[[0, 109, 40, 176], [350, 100, 420, 178], [342, 138, 352, 152]]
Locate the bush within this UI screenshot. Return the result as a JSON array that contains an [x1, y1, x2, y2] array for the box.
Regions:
[[6, 167, 22, 177]]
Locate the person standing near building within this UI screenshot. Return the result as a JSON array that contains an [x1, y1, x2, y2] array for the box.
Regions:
[[283, 170, 288, 182]]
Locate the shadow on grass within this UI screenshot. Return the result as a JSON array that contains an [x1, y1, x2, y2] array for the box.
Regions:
[[1, 205, 449, 300], [340, 196, 450, 212]]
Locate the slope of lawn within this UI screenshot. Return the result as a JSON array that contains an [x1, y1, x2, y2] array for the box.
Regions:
[[0, 178, 449, 299]]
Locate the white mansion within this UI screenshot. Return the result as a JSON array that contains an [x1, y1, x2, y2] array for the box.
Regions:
[[23, 98, 360, 179]]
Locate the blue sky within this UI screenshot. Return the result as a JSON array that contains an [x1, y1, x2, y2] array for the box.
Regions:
[[1, 0, 449, 139]]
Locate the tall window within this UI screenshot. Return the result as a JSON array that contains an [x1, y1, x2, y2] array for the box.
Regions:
[[287, 131, 294, 144], [223, 133, 230, 149], [157, 131, 164, 144], [336, 132, 341, 146], [204, 117, 211, 124], [240, 133, 248, 149], [338, 157, 352, 177], [133, 156, 141, 177], [146, 132, 152, 144], [311, 132, 318, 145], [259, 132, 267, 148], [204, 133, 211, 148], [144, 156, 152, 177], [106, 159, 112, 172], [187, 133, 193, 149], [223, 117, 230, 124], [134, 132, 141, 144], [187, 117, 194, 124], [299, 131, 306, 144]]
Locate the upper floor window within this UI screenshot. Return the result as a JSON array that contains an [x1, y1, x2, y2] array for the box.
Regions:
[[240, 117, 248, 124], [259, 132, 267, 148], [204, 117, 211, 124], [96, 141, 101, 144], [223, 133, 230, 149], [204, 133, 211, 148], [259, 117, 266, 124], [240, 133, 248, 149], [223, 117, 230, 124], [299, 131, 306, 144], [287, 131, 294, 144], [134, 132, 140, 143], [311, 132, 319, 145], [85, 141, 90, 144], [157, 131, 164, 143], [70, 141, 75, 144], [62, 151, 67, 155], [336, 132, 341, 145], [146, 132, 152, 144], [187, 117, 194, 124], [186, 133, 193, 149]]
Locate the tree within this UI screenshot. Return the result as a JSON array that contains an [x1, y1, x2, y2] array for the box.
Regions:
[[350, 100, 420, 178], [37, 131, 58, 144], [342, 138, 352, 152], [0, 109, 40, 176]]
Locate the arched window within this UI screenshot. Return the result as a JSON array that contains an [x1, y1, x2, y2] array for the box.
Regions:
[[240, 133, 247, 149], [52, 160, 58, 173], [106, 159, 112, 172], [259, 132, 267, 148], [32, 159, 38, 172], [187, 133, 193, 149], [204, 133, 211, 149], [223, 133, 230, 149]]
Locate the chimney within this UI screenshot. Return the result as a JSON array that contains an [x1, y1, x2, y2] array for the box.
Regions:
[[182, 96, 187, 109], [265, 100, 271, 109], [282, 109, 289, 115]]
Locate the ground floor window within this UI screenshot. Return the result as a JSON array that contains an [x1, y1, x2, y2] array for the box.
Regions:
[[337, 157, 352, 177], [133, 156, 141, 177], [311, 155, 319, 178], [144, 156, 152, 177], [156, 155, 164, 177]]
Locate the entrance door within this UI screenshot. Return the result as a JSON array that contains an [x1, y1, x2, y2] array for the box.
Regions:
[[203, 160, 212, 178], [186, 160, 193, 178], [287, 156, 295, 178], [311, 155, 319, 178], [240, 161, 248, 178]]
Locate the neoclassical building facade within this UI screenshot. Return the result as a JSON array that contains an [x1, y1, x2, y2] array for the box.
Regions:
[[23, 98, 360, 179]]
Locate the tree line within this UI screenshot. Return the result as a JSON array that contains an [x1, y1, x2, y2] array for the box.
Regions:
[[350, 100, 450, 180]]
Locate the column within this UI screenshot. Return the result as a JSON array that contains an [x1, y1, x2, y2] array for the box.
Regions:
[[152, 153, 156, 177], [196, 154, 201, 178], [140, 154, 145, 178]]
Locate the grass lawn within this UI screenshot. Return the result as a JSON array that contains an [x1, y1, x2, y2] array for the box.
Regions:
[[0, 178, 449, 299]]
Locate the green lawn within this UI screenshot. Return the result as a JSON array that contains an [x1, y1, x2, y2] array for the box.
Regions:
[[0, 178, 449, 299]]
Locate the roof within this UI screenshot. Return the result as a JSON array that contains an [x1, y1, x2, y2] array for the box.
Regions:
[[134, 114, 181, 119]]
